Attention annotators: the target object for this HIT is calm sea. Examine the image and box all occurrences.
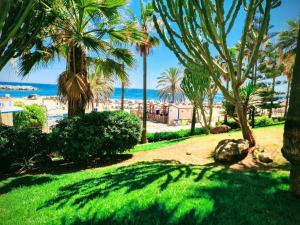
[0,82,223,102]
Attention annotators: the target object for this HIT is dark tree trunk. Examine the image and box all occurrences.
[141,53,148,143]
[282,28,300,197]
[67,44,88,117]
[268,77,276,118]
[190,106,196,136]
[121,81,125,110]
[284,79,291,118]
[233,87,256,147]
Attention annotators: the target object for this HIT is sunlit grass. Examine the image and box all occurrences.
[0,161,299,225]
[130,137,189,153]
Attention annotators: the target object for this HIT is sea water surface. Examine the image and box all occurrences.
[0,82,223,102]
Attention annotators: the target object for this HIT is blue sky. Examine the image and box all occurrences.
[0,0,299,89]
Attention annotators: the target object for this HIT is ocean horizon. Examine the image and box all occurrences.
[0,81,223,102]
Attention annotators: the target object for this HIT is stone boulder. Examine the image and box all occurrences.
[214,139,249,163]
[30,154,52,167]
[258,152,273,163]
[211,125,231,134]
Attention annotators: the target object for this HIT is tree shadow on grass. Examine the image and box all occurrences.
[0,176,55,195]
[61,201,201,225]
[37,160,300,225]
[38,160,196,210]
[194,169,300,225]
[0,154,133,180]
[48,161,300,225]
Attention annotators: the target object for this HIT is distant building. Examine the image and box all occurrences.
[168,104,194,126]
[0,98,23,126]
[131,102,195,126]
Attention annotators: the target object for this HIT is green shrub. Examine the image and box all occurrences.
[254,116,274,127]
[215,121,222,126]
[272,116,285,122]
[51,111,142,162]
[0,126,50,171]
[13,104,46,129]
[13,101,26,108]
[215,119,240,129]
[224,119,240,129]
[147,128,205,142]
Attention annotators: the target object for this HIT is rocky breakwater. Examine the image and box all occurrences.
[0,85,38,91]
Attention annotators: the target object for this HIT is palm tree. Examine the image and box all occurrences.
[88,65,114,108]
[279,52,295,117]
[19,0,141,117]
[0,0,54,70]
[120,79,129,110]
[281,27,300,197]
[136,0,160,143]
[157,67,184,103]
[277,20,300,117]
[277,20,299,56]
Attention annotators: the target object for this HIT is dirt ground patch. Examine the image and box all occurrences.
[116,125,288,170]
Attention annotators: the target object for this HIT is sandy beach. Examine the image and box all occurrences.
[1,96,227,133]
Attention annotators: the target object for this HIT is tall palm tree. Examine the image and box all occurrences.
[277,20,300,117]
[281,27,300,197]
[157,67,184,103]
[136,0,160,143]
[87,63,114,108]
[19,0,141,117]
[120,79,129,110]
[0,0,55,71]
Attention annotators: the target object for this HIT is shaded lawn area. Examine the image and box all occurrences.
[0,161,299,225]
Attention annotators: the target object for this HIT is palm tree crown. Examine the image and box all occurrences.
[19,0,141,116]
[135,0,160,56]
[157,67,184,103]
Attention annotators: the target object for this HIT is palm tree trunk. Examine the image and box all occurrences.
[141,53,147,143]
[268,77,276,118]
[282,28,300,197]
[190,106,196,135]
[284,78,291,118]
[172,86,175,103]
[67,44,88,117]
[121,81,125,110]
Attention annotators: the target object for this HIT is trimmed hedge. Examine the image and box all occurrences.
[51,111,141,162]
[0,126,50,171]
[216,116,285,129]
[254,116,274,127]
[147,128,206,142]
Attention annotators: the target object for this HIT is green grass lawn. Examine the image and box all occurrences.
[0,161,299,225]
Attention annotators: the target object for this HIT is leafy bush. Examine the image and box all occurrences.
[0,126,50,171]
[51,111,141,162]
[216,119,240,129]
[254,116,274,127]
[13,104,46,129]
[272,116,285,122]
[147,128,205,142]
[224,119,240,129]
[14,101,26,108]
